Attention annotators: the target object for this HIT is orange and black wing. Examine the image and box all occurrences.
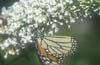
[36,36,77,65]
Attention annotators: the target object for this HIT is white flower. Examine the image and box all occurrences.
[54,20,57,23]
[51,24,56,28]
[70,18,75,23]
[65,11,69,16]
[8,50,15,55]
[54,28,59,33]
[59,15,63,19]
[66,20,69,23]
[27,15,33,19]
[1,7,8,15]
[99,12,100,15]
[48,31,53,35]
[38,19,42,23]
[69,0,73,4]
[68,25,71,28]
[0,19,3,24]
[71,6,76,10]
[4,53,8,59]
[3,42,10,48]
[50,0,56,5]
[34,24,38,28]
[47,22,50,26]
[60,22,63,25]
[66,0,73,4]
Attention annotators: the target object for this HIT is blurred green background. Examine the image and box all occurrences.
[0,0,100,65]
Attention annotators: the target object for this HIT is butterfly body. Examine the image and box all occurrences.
[36,35,77,65]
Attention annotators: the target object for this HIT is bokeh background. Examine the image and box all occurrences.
[0,0,100,65]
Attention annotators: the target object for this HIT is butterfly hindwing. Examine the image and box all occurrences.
[36,36,77,65]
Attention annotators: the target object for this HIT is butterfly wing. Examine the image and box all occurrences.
[36,36,77,65]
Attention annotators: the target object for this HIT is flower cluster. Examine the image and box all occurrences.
[0,0,99,58]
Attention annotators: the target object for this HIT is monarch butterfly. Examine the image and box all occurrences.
[35,35,77,65]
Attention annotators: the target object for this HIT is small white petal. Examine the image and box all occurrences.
[59,15,63,19]
[60,22,63,25]
[48,31,53,35]
[4,53,8,59]
[70,18,75,23]
[99,12,100,15]
[65,11,69,16]
[0,19,3,24]
[68,25,71,28]
[66,20,69,23]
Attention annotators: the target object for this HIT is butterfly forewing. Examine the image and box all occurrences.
[36,36,77,65]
